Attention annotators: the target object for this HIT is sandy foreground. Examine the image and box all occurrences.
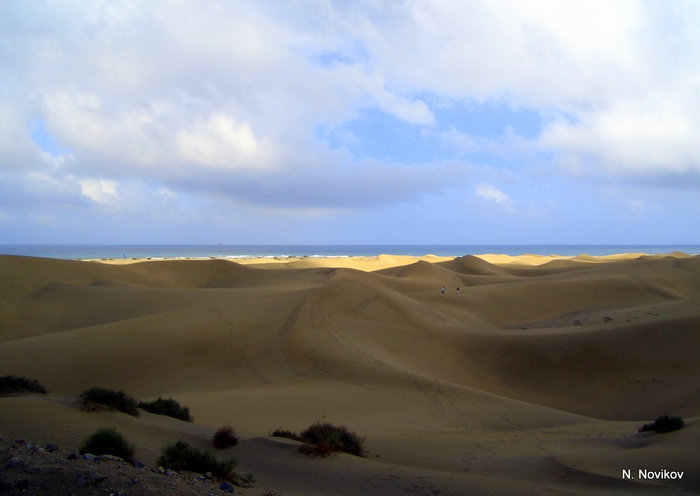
[0,252,698,495]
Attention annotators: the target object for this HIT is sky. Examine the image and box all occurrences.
[1,0,699,245]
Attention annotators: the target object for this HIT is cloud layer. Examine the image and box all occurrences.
[1,0,699,242]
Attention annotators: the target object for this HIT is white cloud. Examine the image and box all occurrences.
[12,1,698,182]
[476,184,512,207]
[349,0,646,108]
[337,1,700,180]
[41,91,169,168]
[365,73,436,125]
[379,93,434,126]
[540,97,700,177]
[80,178,119,205]
[39,152,73,171]
[176,114,270,169]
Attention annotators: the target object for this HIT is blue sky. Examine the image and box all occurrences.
[1,0,699,244]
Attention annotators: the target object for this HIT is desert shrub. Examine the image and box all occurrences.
[79,427,135,462]
[0,375,47,395]
[270,428,303,442]
[138,397,193,422]
[158,440,235,479]
[80,387,139,417]
[237,472,255,487]
[299,422,365,457]
[639,415,684,433]
[213,425,239,449]
[299,437,338,457]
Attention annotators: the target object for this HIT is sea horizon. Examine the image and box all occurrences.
[1,244,698,260]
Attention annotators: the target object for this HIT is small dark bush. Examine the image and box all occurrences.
[0,375,48,395]
[237,472,255,487]
[138,397,193,422]
[299,422,365,457]
[80,387,139,417]
[158,440,235,479]
[213,426,239,449]
[639,415,684,433]
[79,427,135,462]
[270,428,303,442]
[299,438,337,457]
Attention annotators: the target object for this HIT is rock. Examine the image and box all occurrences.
[205,471,213,479]
[93,475,108,485]
[83,453,97,460]
[132,460,145,468]
[0,436,241,496]
[45,443,59,452]
[165,470,178,476]
[98,454,123,462]
[219,481,234,493]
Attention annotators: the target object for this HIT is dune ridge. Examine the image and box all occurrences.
[1,253,698,495]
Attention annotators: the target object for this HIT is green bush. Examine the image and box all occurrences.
[0,375,47,395]
[639,415,684,433]
[213,425,239,449]
[79,427,135,462]
[80,387,139,417]
[138,397,193,422]
[158,440,235,479]
[299,422,365,457]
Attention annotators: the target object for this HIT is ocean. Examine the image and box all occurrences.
[1,244,698,260]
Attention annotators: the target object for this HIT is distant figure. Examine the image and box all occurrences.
[456,286,461,294]
[441,286,446,295]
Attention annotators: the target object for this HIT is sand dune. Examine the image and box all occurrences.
[1,253,698,495]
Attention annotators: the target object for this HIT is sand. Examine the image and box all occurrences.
[0,252,698,495]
